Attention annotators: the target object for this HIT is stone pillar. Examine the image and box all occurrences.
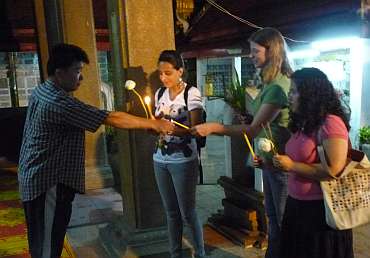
[33,0,48,81]
[100,0,178,257]
[38,0,113,189]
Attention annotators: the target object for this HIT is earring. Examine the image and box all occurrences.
[178,77,184,87]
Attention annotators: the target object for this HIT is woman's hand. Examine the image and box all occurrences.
[272,154,294,172]
[152,119,175,134]
[190,122,223,137]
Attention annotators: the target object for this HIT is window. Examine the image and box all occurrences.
[0,52,41,107]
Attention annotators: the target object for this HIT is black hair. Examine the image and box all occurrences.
[289,67,350,135]
[47,43,89,76]
[158,50,184,70]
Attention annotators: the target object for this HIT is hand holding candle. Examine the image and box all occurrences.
[144,96,155,120]
[170,119,190,130]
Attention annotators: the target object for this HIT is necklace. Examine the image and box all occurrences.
[171,81,185,94]
[177,80,185,90]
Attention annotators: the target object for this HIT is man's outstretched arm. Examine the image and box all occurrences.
[104,111,174,134]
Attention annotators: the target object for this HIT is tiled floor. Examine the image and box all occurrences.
[69,188,123,228]
[200,136,227,184]
[67,184,370,258]
[67,185,267,258]
[2,127,368,257]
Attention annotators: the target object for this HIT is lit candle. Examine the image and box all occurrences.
[170,119,190,130]
[144,96,155,119]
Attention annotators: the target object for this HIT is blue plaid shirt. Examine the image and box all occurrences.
[18,80,109,201]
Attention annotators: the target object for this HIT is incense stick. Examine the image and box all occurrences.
[261,123,277,155]
[267,123,274,142]
[266,123,278,154]
[261,123,269,139]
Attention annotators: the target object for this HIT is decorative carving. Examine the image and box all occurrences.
[175,0,194,33]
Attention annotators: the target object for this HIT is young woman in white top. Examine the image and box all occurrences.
[153,50,205,258]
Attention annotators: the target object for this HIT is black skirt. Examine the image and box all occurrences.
[280,196,354,258]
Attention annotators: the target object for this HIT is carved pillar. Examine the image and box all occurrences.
[99,1,179,257]
[37,0,113,189]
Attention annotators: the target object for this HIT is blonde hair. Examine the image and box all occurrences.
[248,27,293,83]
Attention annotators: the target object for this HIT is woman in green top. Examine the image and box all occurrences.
[191,27,292,258]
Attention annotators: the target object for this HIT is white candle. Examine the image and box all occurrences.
[144,96,155,119]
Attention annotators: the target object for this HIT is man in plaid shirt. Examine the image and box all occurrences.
[18,43,174,258]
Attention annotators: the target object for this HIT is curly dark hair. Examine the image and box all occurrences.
[289,67,350,135]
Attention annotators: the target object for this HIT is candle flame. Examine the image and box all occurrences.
[144,96,151,105]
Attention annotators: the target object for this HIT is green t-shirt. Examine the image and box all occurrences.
[251,73,291,163]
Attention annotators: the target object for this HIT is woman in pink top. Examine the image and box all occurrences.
[273,68,353,258]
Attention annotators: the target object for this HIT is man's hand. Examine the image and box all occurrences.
[151,119,175,134]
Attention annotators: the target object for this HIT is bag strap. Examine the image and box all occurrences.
[183,84,192,110]
[317,146,332,176]
[317,126,352,154]
[316,128,339,179]
[317,127,355,178]
[157,87,166,103]
[316,130,328,171]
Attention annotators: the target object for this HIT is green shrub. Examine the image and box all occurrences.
[359,126,370,145]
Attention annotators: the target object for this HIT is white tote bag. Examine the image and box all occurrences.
[317,143,370,230]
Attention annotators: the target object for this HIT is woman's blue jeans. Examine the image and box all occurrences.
[263,168,288,258]
[154,159,205,258]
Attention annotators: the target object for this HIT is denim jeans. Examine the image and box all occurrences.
[154,159,205,258]
[262,168,288,258]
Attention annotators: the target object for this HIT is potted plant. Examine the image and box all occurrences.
[359,125,370,157]
[224,68,246,114]
[224,68,255,124]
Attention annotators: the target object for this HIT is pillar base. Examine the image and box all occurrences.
[85,165,114,190]
[99,218,192,258]
[207,176,267,250]
[207,203,267,250]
